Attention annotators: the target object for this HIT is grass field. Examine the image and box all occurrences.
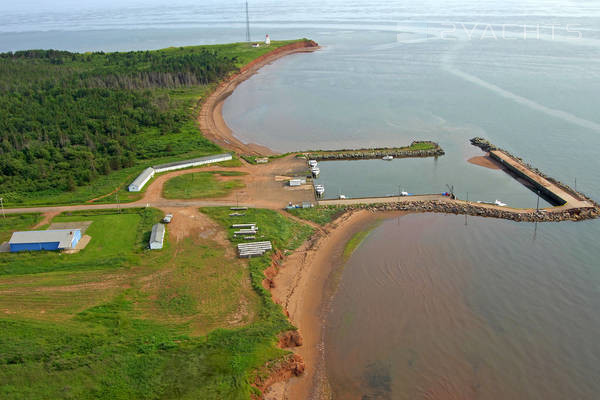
[286,206,345,225]
[0,209,159,276]
[0,206,314,399]
[162,171,247,199]
[201,207,314,251]
[0,213,42,243]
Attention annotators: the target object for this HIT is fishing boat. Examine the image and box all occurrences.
[315,184,325,196]
[311,167,320,177]
[338,194,346,199]
[477,200,508,207]
[382,155,394,161]
[308,160,318,167]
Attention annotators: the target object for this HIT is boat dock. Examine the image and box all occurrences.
[319,194,448,206]
[316,139,599,222]
[488,149,591,209]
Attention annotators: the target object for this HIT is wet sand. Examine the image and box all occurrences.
[268,210,405,399]
[467,155,501,170]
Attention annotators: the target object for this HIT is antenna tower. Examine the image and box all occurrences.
[245,2,251,42]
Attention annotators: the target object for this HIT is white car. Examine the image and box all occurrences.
[162,214,173,223]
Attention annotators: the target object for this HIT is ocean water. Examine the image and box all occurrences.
[2,1,600,398]
[326,214,600,399]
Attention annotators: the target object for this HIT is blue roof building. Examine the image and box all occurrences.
[9,229,82,252]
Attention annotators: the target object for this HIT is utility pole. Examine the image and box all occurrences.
[465,192,468,226]
[245,1,251,42]
[0,197,5,219]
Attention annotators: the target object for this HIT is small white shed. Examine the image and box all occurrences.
[149,224,165,250]
[289,179,306,187]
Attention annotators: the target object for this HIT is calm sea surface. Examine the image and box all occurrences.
[2,1,599,398]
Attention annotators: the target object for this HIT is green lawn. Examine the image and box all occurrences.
[0,208,161,276]
[286,206,346,225]
[162,171,246,199]
[0,213,42,243]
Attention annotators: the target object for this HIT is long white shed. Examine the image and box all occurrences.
[153,153,232,173]
[128,167,155,192]
[128,154,233,192]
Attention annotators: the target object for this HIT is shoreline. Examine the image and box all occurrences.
[198,40,319,156]
[268,210,404,399]
[467,155,501,170]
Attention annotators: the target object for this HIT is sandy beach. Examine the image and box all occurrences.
[198,40,319,156]
[262,210,404,399]
[467,155,501,170]
[267,209,374,399]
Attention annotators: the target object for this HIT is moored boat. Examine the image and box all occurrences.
[315,184,325,196]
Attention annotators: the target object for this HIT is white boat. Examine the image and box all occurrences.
[308,160,318,167]
[401,191,409,196]
[338,194,346,199]
[382,155,394,161]
[311,167,320,177]
[477,200,507,207]
[315,184,325,196]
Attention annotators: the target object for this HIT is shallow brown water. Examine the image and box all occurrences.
[325,214,600,400]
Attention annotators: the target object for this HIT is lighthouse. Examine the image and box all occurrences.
[265,34,271,45]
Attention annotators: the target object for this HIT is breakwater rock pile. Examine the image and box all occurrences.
[470,137,498,152]
[344,200,600,222]
[305,141,444,161]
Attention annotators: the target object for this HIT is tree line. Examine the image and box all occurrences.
[0,47,238,197]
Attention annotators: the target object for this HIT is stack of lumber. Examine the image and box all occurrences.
[233,223,258,237]
[237,241,272,258]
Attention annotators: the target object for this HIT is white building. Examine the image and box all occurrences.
[128,167,155,192]
[152,153,232,173]
[128,153,233,192]
[149,224,165,250]
[289,178,306,187]
[265,34,271,45]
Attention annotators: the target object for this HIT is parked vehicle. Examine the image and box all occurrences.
[162,214,173,223]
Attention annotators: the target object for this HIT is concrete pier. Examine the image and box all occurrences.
[488,150,592,209]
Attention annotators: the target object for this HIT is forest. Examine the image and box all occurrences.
[0,47,239,202]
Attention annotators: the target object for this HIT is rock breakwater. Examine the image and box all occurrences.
[344,200,600,222]
[305,141,444,161]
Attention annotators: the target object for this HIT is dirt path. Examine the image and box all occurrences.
[31,211,60,229]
